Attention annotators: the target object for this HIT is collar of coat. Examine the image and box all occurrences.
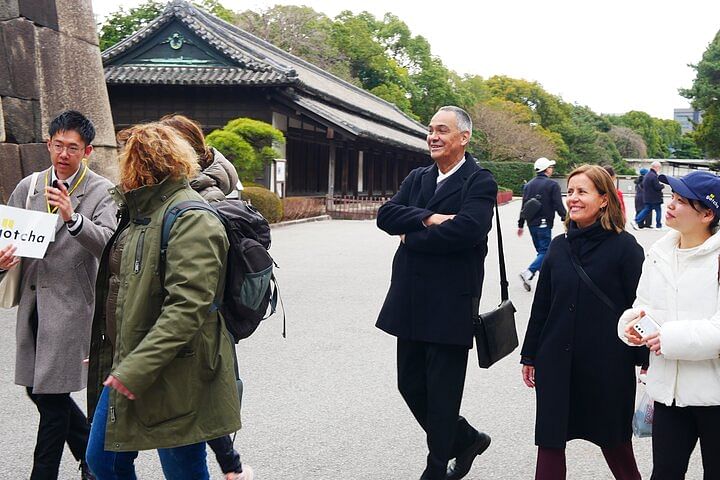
[419,152,480,210]
[649,227,720,264]
[110,176,190,220]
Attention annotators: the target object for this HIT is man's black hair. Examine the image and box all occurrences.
[48,110,95,146]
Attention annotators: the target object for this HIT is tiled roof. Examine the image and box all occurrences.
[102,0,428,152]
[289,93,428,153]
[105,65,288,85]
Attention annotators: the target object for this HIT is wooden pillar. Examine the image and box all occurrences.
[368,152,375,196]
[380,153,388,196]
[341,148,350,196]
[393,153,400,192]
[326,143,336,208]
[358,150,364,193]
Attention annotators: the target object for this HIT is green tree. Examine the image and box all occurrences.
[98,0,164,51]
[681,30,720,157]
[234,5,353,82]
[206,118,285,182]
[672,133,704,159]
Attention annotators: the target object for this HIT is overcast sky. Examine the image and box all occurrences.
[92,0,720,120]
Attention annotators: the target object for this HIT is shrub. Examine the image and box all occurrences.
[482,161,535,195]
[206,117,285,183]
[243,186,283,224]
[282,196,326,221]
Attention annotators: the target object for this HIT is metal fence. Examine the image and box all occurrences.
[325,195,391,220]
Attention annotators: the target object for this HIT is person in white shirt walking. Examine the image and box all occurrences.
[619,170,720,480]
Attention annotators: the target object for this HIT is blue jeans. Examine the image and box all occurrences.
[86,387,209,480]
[528,225,552,273]
[635,202,663,228]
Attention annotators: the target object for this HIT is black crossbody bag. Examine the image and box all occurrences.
[463,172,519,368]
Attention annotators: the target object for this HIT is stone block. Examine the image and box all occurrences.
[37,28,115,150]
[18,0,57,30]
[0,0,20,20]
[0,143,23,203]
[87,145,119,184]
[19,142,50,177]
[0,97,4,142]
[56,0,98,46]
[2,96,41,143]
[1,17,39,99]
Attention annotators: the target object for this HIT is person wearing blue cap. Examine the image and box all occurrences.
[619,170,720,479]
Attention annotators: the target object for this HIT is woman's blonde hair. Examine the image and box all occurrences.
[564,164,626,234]
[117,123,199,191]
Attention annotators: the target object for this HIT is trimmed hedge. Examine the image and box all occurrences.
[482,161,535,195]
[242,186,283,224]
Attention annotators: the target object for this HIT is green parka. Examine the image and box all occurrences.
[87,177,241,452]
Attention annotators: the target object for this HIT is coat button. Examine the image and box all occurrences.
[569,304,575,312]
[30,285,36,291]
[565,345,571,351]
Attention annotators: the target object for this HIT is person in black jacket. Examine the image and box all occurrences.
[633,161,665,229]
[520,165,648,480]
[517,158,567,292]
[376,106,497,480]
[633,168,652,229]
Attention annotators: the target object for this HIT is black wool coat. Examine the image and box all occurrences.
[520,222,648,448]
[642,169,665,204]
[376,154,497,347]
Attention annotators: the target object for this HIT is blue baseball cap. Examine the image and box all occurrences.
[659,171,720,216]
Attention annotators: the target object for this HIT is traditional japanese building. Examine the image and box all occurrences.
[102,0,430,197]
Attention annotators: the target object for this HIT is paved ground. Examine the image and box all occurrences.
[0,198,704,479]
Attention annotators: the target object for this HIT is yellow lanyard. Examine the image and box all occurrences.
[45,162,88,214]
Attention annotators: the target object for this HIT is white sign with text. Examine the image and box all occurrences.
[0,205,58,259]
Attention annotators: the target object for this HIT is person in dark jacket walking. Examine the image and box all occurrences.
[376,106,497,480]
[159,114,252,480]
[517,157,567,292]
[633,161,664,229]
[521,165,648,480]
[634,168,652,229]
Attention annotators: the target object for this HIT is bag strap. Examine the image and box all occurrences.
[461,169,508,302]
[494,201,509,301]
[26,172,40,209]
[564,237,618,312]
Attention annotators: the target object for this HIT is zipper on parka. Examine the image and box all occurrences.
[133,230,146,274]
[109,406,116,423]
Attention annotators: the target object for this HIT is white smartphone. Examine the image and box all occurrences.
[633,313,661,338]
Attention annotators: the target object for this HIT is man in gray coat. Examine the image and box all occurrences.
[0,111,116,479]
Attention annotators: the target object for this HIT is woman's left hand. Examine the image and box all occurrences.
[643,332,662,355]
[104,375,136,400]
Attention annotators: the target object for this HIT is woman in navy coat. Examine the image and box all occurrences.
[521,165,648,480]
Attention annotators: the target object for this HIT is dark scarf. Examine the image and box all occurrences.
[566,220,615,258]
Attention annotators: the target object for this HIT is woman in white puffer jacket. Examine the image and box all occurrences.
[618,170,720,480]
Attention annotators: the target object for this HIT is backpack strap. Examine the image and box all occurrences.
[160,200,224,263]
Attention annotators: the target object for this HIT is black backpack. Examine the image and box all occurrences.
[520,194,542,221]
[160,199,283,342]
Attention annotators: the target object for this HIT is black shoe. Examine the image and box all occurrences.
[80,461,96,480]
[445,431,491,480]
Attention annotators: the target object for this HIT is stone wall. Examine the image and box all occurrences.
[0,0,117,203]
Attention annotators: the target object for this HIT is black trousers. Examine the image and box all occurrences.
[397,338,476,479]
[26,305,89,479]
[651,402,720,480]
[25,388,90,480]
[207,435,242,474]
